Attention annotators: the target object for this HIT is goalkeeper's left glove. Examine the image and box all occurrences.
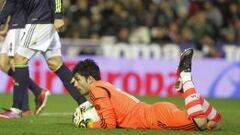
[72,107,83,127]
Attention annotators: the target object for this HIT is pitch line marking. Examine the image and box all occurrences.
[39,112,72,116]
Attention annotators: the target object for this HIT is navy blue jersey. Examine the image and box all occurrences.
[0,0,26,29]
[10,2,27,29]
[0,0,16,25]
[21,0,63,24]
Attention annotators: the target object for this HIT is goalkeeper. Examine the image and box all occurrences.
[72,49,222,130]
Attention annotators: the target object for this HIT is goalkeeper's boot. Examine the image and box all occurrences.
[175,48,194,92]
[34,89,50,115]
[0,108,22,119]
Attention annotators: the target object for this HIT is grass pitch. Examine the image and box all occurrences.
[0,93,240,135]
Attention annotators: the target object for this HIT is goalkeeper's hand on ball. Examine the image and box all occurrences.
[72,101,99,128]
[72,107,92,128]
[77,119,92,128]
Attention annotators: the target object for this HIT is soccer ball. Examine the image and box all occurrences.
[81,105,100,121]
[72,104,100,127]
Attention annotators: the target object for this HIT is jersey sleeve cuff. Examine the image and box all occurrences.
[54,13,63,19]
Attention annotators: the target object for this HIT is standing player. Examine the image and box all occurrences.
[72,49,222,130]
[0,0,89,119]
[0,0,49,117]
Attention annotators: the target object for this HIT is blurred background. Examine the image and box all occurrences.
[59,0,240,59]
[0,0,240,98]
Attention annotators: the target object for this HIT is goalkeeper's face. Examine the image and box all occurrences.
[73,73,92,95]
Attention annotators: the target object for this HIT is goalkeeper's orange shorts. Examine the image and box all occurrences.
[148,102,198,130]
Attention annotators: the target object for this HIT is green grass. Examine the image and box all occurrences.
[0,94,240,135]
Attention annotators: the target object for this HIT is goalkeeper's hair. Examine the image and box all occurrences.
[73,59,101,81]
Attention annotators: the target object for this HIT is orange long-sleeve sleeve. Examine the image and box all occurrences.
[89,87,117,128]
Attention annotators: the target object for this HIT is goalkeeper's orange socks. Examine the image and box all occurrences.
[180,71,222,123]
[199,96,222,123]
[180,72,205,118]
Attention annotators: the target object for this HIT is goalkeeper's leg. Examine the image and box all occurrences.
[199,96,222,130]
[177,48,222,130]
[177,49,207,129]
[150,102,199,130]
[180,72,222,130]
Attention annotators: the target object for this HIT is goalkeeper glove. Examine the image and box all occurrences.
[72,106,94,128]
[73,114,92,128]
[72,107,83,127]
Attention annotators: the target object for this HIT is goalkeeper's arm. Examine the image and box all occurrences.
[89,97,117,128]
[73,97,117,128]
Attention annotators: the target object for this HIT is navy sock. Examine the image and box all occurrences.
[55,64,86,105]
[21,90,29,112]
[8,68,41,97]
[12,66,30,110]
[8,68,29,111]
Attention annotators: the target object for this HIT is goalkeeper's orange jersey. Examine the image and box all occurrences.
[89,80,198,130]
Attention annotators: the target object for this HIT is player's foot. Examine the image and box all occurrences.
[175,48,194,92]
[23,110,32,116]
[34,90,50,115]
[2,107,32,117]
[0,108,22,119]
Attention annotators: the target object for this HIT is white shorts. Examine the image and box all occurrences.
[16,24,62,60]
[0,29,22,56]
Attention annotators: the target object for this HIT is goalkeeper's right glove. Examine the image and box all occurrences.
[72,107,94,128]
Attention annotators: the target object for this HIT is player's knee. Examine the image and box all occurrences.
[0,55,10,73]
[0,61,9,73]
[14,53,28,65]
[47,56,63,71]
